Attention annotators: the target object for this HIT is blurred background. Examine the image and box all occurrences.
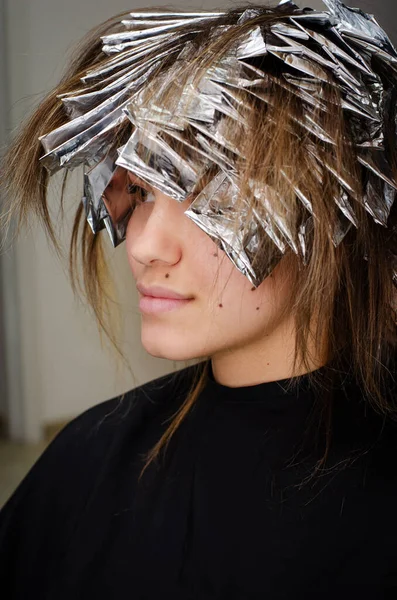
[0,0,396,506]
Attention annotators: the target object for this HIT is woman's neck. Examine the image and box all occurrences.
[211,317,328,388]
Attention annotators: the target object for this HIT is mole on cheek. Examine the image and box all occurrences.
[256,307,260,310]
[218,303,223,308]
[165,273,170,278]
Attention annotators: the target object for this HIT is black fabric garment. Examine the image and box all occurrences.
[1,361,397,599]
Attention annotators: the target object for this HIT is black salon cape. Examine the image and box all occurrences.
[1,362,397,599]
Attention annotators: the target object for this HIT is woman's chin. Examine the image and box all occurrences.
[141,331,206,361]
[140,335,197,362]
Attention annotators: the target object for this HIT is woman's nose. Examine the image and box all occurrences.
[125,194,183,268]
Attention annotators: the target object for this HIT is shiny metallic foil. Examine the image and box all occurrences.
[39,1,397,286]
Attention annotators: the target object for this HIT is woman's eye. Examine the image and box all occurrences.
[126,184,148,203]
[126,183,156,207]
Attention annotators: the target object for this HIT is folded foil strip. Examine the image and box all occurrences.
[323,0,397,54]
[101,11,224,54]
[116,127,201,201]
[39,0,397,287]
[61,53,172,119]
[185,172,284,285]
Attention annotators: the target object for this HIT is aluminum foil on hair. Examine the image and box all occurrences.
[185,172,284,284]
[83,153,117,238]
[38,1,397,287]
[116,124,205,201]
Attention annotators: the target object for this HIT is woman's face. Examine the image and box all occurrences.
[105,167,294,365]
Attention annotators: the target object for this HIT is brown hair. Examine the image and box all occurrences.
[1,4,397,484]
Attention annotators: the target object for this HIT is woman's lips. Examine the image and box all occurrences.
[139,295,193,314]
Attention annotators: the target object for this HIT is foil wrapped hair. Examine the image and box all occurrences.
[39,0,397,286]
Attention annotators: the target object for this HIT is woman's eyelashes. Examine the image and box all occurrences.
[126,183,155,205]
[126,183,146,201]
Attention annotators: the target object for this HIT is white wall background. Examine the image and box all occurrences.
[2,0,372,441]
[0,0,9,422]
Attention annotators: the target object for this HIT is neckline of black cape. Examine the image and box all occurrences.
[204,359,335,405]
[201,356,397,411]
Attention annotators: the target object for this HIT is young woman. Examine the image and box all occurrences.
[1,1,397,597]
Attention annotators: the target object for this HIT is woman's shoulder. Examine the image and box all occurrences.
[7,362,199,496]
[0,363,201,593]
[0,363,201,583]
[0,362,199,528]
[56,361,199,446]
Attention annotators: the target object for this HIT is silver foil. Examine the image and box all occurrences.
[39,1,397,286]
